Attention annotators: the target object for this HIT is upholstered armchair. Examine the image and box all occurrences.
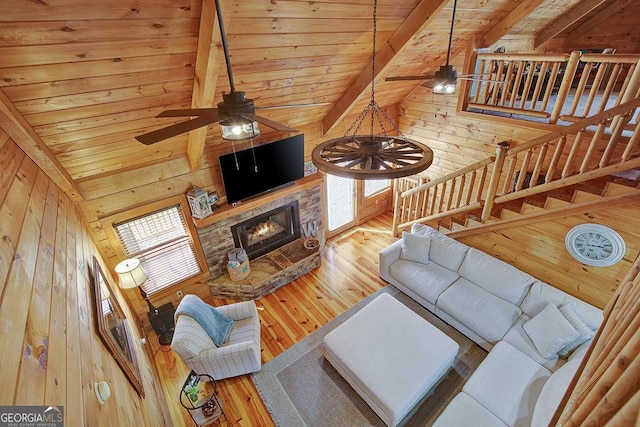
[171,296,261,380]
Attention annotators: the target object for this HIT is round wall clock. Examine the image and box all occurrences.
[565,224,626,267]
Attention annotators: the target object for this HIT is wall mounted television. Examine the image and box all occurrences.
[219,134,305,204]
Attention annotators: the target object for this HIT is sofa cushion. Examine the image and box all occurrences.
[437,278,522,344]
[503,316,566,372]
[523,303,580,359]
[400,231,431,264]
[389,260,460,306]
[531,357,581,427]
[459,248,534,305]
[521,281,602,331]
[433,393,508,427]
[463,341,551,427]
[557,304,595,358]
[410,223,470,271]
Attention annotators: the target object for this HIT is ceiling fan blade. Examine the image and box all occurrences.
[385,73,436,82]
[156,108,219,118]
[242,113,297,132]
[135,114,220,145]
[256,102,332,110]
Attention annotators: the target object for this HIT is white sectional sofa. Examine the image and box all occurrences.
[378,224,603,427]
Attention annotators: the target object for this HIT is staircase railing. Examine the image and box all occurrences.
[467,52,640,125]
[392,96,640,236]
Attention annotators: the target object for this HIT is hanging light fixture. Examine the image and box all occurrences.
[311,0,433,180]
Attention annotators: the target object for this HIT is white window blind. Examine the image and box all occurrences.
[114,205,201,296]
[326,174,354,231]
[364,179,390,197]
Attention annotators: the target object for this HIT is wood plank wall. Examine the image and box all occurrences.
[0,132,172,426]
[397,52,639,309]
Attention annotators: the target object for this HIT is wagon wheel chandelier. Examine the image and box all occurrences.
[311,0,433,180]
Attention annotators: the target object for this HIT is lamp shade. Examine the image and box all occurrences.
[221,120,260,140]
[115,258,148,289]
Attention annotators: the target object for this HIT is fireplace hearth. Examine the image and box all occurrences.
[231,201,301,260]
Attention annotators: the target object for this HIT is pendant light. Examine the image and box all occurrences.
[311,0,433,180]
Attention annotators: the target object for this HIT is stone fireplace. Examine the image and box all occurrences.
[230,201,301,260]
[194,177,324,299]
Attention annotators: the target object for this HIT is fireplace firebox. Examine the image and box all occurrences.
[231,201,301,260]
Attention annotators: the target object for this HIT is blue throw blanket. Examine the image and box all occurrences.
[176,295,234,346]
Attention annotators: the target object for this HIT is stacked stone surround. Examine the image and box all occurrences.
[196,184,323,281]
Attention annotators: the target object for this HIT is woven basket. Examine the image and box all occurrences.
[227,259,250,281]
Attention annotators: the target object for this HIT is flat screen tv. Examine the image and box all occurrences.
[219,134,305,204]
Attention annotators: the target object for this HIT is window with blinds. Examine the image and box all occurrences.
[114,205,201,296]
[364,179,390,197]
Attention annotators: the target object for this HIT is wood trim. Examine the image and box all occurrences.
[0,89,83,202]
[534,0,609,49]
[482,0,546,48]
[565,0,634,43]
[321,0,449,135]
[192,173,324,227]
[186,0,230,170]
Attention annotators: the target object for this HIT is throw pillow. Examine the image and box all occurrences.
[399,231,431,264]
[523,303,580,359]
[557,304,595,358]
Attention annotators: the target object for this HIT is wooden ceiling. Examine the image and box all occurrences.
[0,0,636,202]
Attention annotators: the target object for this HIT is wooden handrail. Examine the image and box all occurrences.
[400,157,495,197]
[510,96,640,155]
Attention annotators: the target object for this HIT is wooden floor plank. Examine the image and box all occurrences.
[153,211,397,426]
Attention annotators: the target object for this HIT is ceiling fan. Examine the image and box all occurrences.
[135,0,327,145]
[385,0,499,94]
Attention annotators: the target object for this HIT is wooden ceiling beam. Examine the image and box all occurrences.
[187,0,230,170]
[0,89,83,202]
[482,0,546,48]
[565,0,633,44]
[534,0,609,49]
[321,0,449,136]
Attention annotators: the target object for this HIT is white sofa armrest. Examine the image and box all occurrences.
[379,239,403,281]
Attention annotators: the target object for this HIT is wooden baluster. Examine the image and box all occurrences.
[580,123,606,173]
[545,135,566,183]
[455,174,465,209]
[481,142,510,221]
[530,143,548,188]
[540,61,560,111]
[597,63,622,113]
[529,61,549,111]
[621,123,640,161]
[499,61,516,107]
[501,156,517,194]
[518,60,536,110]
[562,130,584,178]
[601,109,635,167]
[515,149,532,191]
[509,61,525,107]
[465,171,476,205]
[551,51,581,124]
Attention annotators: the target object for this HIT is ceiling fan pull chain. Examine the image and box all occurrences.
[250,138,259,173]
[231,140,240,170]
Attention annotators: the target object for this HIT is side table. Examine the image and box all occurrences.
[180,370,224,426]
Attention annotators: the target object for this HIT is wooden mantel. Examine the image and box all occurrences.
[191,173,324,228]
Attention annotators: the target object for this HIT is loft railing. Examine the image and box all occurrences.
[466,52,640,125]
[392,96,640,236]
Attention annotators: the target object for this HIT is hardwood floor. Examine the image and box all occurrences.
[153,212,398,426]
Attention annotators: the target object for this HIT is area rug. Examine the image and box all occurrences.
[251,286,487,426]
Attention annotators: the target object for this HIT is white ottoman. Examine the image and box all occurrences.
[323,293,459,427]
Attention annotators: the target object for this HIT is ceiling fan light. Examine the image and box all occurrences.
[221,121,260,141]
[433,81,456,94]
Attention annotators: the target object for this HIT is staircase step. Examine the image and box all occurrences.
[544,197,573,209]
[571,190,605,203]
[602,181,640,196]
[520,203,546,215]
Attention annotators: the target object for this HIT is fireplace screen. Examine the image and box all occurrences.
[231,201,301,260]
